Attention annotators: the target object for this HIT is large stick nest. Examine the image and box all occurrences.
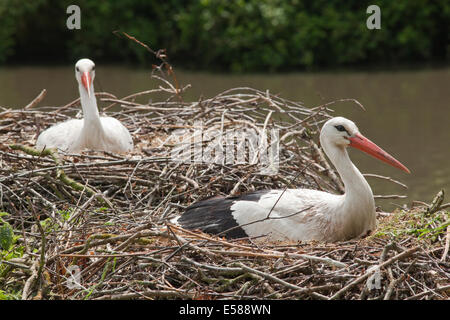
[0,44,448,300]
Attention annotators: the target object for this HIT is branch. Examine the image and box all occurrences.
[9,144,101,202]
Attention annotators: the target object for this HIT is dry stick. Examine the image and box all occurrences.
[1,157,171,182]
[28,188,60,225]
[207,249,293,259]
[312,98,366,112]
[292,106,329,129]
[166,225,217,258]
[139,254,203,289]
[47,230,167,263]
[329,246,420,300]
[28,198,47,282]
[441,225,450,262]
[9,144,102,203]
[229,172,252,196]
[169,224,346,267]
[238,262,305,291]
[181,256,243,276]
[380,241,398,262]
[103,88,166,110]
[80,230,155,287]
[94,289,195,300]
[169,223,266,252]
[67,194,97,224]
[383,258,418,300]
[427,189,445,215]
[251,110,272,164]
[0,150,54,164]
[405,268,446,300]
[21,260,40,300]
[99,98,186,111]
[405,284,450,300]
[177,174,200,189]
[363,173,408,189]
[282,284,341,299]
[24,89,47,110]
[122,158,142,194]
[212,248,347,268]
[373,194,407,199]
[116,31,182,102]
[237,262,328,299]
[0,259,30,270]
[21,197,47,300]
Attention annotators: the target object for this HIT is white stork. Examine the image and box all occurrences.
[173,117,410,242]
[36,58,133,153]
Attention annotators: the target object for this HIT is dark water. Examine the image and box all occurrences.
[0,65,449,208]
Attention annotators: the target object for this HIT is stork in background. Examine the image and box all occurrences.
[36,58,133,153]
[173,117,410,242]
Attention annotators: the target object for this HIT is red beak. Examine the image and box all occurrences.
[81,72,91,97]
[348,133,410,174]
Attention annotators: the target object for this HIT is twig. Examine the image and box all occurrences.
[363,173,408,189]
[383,258,417,300]
[330,246,420,300]
[9,144,100,201]
[441,225,450,262]
[24,89,47,110]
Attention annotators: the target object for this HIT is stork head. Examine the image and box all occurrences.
[320,117,359,148]
[75,58,95,97]
[320,117,410,173]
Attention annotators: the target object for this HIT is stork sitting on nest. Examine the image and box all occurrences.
[173,117,410,242]
[36,58,133,153]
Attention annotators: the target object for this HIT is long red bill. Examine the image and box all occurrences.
[81,72,91,97]
[348,133,410,173]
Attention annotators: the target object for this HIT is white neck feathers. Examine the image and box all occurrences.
[78,82,101,126]
[321,139,376,239]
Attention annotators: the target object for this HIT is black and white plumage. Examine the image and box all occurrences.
[173,117,410,242]
[175,191,270,239]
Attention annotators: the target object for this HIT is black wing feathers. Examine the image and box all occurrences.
[178,190,270,239]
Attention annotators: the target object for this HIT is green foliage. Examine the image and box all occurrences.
[0,0,57,63]
[0,212,9,224]
[375,208,449,243]
[58,209,73,221]
[0,222,14,251]
[0,289,21,300]
[0,218,24,284]
[0,0,448,71]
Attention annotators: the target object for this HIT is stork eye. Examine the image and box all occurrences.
[76,66,80,72]
[92,65,95,71]
[334,125,346,132]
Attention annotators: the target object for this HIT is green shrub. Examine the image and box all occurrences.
[0,0,448,71]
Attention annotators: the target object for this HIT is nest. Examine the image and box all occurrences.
[0,41,448,300]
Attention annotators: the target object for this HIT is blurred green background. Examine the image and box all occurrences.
[1,0,448,72]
